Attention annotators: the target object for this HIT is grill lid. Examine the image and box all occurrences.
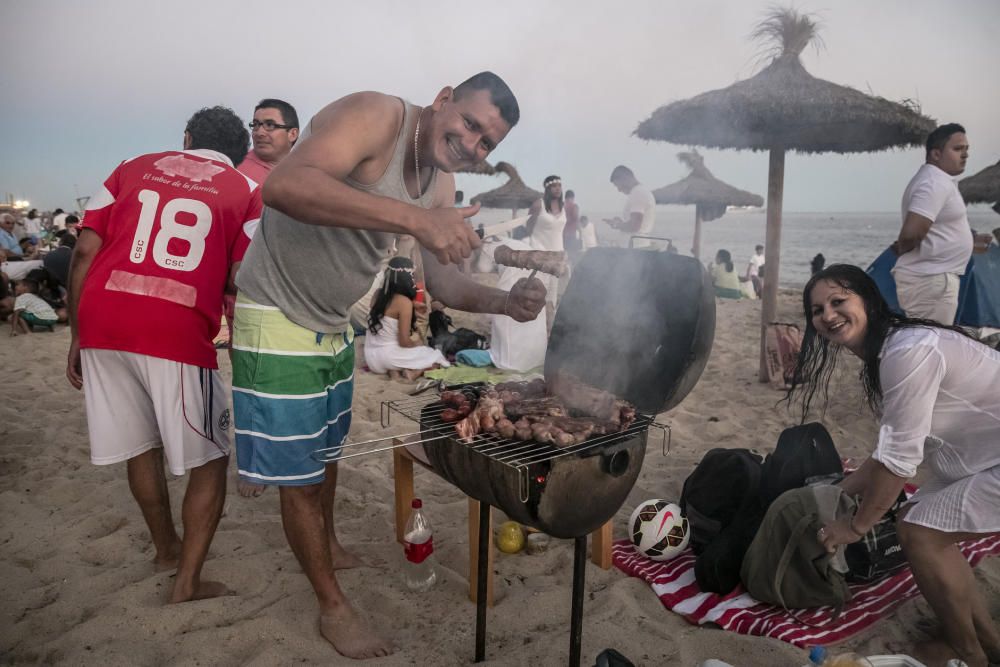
[544,248,715,415]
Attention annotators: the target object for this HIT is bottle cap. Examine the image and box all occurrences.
[411,499,423,509]
[808,647,826,665]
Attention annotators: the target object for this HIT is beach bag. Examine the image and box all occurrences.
[680,448,766,594]
[760,423,843,506]
[844,488,909,583]
[764,322,803,389]
[741,485,854,610]
[680,448,764,554]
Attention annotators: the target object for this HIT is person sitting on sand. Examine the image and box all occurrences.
[10,278,58,335]
[709,249,741,299]
[790,264,1000,667]
[364,256,450,381]
[67,105,261,604]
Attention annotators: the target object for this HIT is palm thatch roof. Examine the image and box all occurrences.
[635,12,934,152]
[652,150,763,221]
[469,162,542,210]
[959,161,1000,207]
[458,160,496,176]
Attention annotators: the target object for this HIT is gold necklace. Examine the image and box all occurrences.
[413,107,423,198]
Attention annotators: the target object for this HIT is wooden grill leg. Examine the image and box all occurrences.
[590,520,612,569]
[392,443,414,545]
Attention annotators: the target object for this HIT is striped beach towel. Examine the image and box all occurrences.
[612,535,1000,647]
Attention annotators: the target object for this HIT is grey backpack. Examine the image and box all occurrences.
[740,485,855,611]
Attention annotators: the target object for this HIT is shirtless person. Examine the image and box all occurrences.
[232,72,545,659]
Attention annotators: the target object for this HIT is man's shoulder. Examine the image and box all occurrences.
[314,91,403,132]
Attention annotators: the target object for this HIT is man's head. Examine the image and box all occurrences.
[0,213,15,233]
[184,106,250,167]
[53,208,64,216]
[65,214,79,233]
[925,123,968,176]
[565,190,575,201]
[250,98,299,164]
[58,231,77,249]
[610,165,638,194]
[425,72,519,173]
[756,244,764,255]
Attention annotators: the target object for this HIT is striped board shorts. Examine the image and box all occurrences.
[232,295,355,486]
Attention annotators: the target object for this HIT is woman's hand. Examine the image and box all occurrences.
[817,518,863,554]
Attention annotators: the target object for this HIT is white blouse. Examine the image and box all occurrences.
[872,326,1000,482]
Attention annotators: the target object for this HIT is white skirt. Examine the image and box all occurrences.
[904,464,1000,533]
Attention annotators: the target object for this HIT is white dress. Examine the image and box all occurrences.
[528,202,566,307]
[871,327,1000,533]
[363,316,450,374]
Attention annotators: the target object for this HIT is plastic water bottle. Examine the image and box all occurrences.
[403,498,437,591]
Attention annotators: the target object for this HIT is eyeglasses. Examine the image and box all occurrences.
[249,120,293,132]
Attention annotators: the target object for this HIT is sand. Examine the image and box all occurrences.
[2,289,998,666]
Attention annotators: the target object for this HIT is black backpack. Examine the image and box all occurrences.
[680,448,764,555]
[760,422,843,506]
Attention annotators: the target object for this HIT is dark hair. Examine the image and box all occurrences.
[20,278,40,294]
[610,165,634,182]
[925,123,966,158]
[54,208,64,215]
[543,175,563,214]
[453,72,520,127]
[786,264,974,420]
[810,253,826,274]
[454,190,464,205]
[65,214,79,225]
[715,249,734,273]
[755,244,764,253]
[368,256,418,336]
[28,209,38,218]
[59,232,77,248]
[565,190,575,199]
[185,106,250,167]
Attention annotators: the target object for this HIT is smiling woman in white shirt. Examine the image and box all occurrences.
[787,263,1000,667]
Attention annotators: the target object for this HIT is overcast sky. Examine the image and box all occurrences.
[3,0,998,213]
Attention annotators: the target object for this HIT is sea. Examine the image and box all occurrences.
[471,207,999,289]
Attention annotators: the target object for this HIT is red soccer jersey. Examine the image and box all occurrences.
[79,149,262,368]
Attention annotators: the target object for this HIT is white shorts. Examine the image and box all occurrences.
[82,349,231,475]
[891,268,960,324]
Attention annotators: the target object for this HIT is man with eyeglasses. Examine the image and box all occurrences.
[231,71,546,659]
[239,98,299,186]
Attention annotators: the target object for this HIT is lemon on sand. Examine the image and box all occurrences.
[497,521,525,553]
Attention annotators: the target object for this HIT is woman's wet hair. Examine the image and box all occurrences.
[785,264,973,420]
[368,256,418,336]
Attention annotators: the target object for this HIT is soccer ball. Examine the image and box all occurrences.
[629,499,690,561]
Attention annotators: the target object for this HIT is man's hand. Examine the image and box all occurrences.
[603,217,623,230]
[67,338,83,389]
[413,203,483,265]
[504,276,547,322]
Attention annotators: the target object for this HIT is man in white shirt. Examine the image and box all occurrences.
[892,124,972,324]
[51,208,68,232]
[604,165,656,249]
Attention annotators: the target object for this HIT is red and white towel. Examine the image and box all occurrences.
[612,536,1000,648]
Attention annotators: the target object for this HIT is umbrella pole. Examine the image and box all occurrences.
[759,147,785,382]
[693,205,703,261]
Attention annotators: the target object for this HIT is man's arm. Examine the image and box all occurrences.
[524,198,543,237]
[620,211,644,234]
[66,229,103,389]
[894,211,933,255]
[263,92,480,266]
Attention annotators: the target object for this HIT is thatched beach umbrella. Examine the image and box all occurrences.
[635,7,935,381]
[459,160,497,176]
[470,161,543,216]
[652,150,764,260]
[959,161,1000,214]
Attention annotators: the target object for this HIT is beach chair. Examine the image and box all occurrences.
[391,437,614,607]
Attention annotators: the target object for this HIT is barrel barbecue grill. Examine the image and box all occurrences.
[317,249,716,665]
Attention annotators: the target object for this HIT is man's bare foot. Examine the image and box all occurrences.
[237,480,267,498]
[169,580,234,604]
[153,542,182,572]
[320,605,394,659]
[329,540,364,570]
